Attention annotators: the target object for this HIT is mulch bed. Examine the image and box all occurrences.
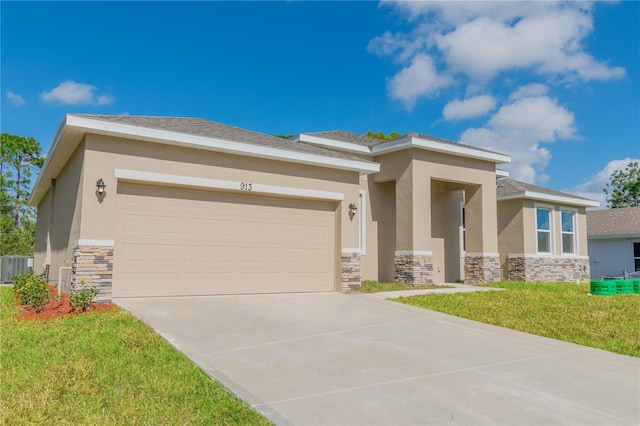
[17,285,115,320]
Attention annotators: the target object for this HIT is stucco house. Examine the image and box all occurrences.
[29,114,598,301]
[587,207,640,278]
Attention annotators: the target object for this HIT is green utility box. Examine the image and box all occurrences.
[616,280,634,295]
[590,280,616,296]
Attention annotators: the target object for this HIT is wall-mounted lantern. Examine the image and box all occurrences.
[348,203,358,215]
[96,178,106,197]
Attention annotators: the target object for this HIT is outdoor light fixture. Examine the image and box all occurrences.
[96,178,106,195]
[349,203,358,215]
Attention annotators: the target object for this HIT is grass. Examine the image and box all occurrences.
[0,288,270,425]
[395,281,640,358]
[349,280,450,293]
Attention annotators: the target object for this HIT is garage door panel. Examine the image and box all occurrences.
[114,183,336,297]
[123,214,183,234]
[120,273,182,296]
[185,246,239,263]
[122,243,183,262]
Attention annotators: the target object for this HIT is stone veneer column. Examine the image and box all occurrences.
[465,254,501,285]
[507,255,590,282]
[341,252,361,291]
[72,243,114,302]
[394,252,433,285]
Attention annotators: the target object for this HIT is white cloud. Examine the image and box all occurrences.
[7,91,25,106]
[41,81,114,105]
[373,1,625,105]
[387,54,453,109]
[443,95,496,121]
[509,83,549,100]
[569,158,640,208]
[460,87,575,184]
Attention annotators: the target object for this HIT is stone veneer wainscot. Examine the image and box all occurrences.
[507,255,590,282]
[394,252,433,285]
[465,254,501,285]
[72,243,113,302]
[341,252,361,290]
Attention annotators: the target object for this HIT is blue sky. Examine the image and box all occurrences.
[2,1,638,206]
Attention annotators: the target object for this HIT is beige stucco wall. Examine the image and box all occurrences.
[78,134,362,250]
[360,177,396,282]
[33,143,85,284]
[497,199,525,276]
[33,189,51,272]
[363,148,499,283]
[520,201,589,256]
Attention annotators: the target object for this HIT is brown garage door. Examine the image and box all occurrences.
[112,182,337,297]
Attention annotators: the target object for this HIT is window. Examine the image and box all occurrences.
[634,243,640,272]
[536,207,552,253]
[561,210,575,254]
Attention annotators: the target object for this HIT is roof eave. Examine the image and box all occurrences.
[497,190,600,207]
[372,137,511,164]
[293,133,373,155]
[29,116,380,206]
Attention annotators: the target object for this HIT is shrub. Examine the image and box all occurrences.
[70,282,99,313]
[12,273,50,311]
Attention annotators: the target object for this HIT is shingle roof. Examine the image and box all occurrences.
[403,132,506,156]
[302,131,383,147]
[71,114,375,164]
[304,130,506,156]
[496,178,595,202]
[587,207,640,237]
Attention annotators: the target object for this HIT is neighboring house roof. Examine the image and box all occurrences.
[29,114,380,206]
[496,178,599,207]
[587,207,640,238]
[292,130,511,164]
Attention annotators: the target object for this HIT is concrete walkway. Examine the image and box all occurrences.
[116,291,639,426]
[366,282,505,299]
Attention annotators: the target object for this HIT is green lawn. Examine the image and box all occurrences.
[349,280,449,293]
[0,288,270,425]
[395,281,640,358]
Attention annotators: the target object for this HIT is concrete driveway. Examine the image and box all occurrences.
[116,292,640,425]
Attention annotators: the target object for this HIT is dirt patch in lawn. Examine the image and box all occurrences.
[17,285,115,320]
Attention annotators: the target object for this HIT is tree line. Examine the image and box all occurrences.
[1,133,44,256]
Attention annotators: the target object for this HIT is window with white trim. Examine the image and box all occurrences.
[536,207,552,253]
[634,243,640,272]
[561,210,576,254]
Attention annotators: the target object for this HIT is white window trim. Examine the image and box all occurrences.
[359,190,367,255]
[560,207,578,255]
[535,203,555,254]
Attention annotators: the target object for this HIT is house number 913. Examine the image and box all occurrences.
[240,183,253,191]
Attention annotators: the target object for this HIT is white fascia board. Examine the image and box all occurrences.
[114,169,345,201]
[498,191,600,207]
[496,169,510,177]
[587,234,640,240]
[295,134,372,155]
[66,115,379,174]
[372,137,511,164]
[28,117,69,206]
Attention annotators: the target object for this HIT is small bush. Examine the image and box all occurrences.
[12,273,50,311]
[70,282,99,313]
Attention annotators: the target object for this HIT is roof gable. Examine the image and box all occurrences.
[497,178,599,207]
